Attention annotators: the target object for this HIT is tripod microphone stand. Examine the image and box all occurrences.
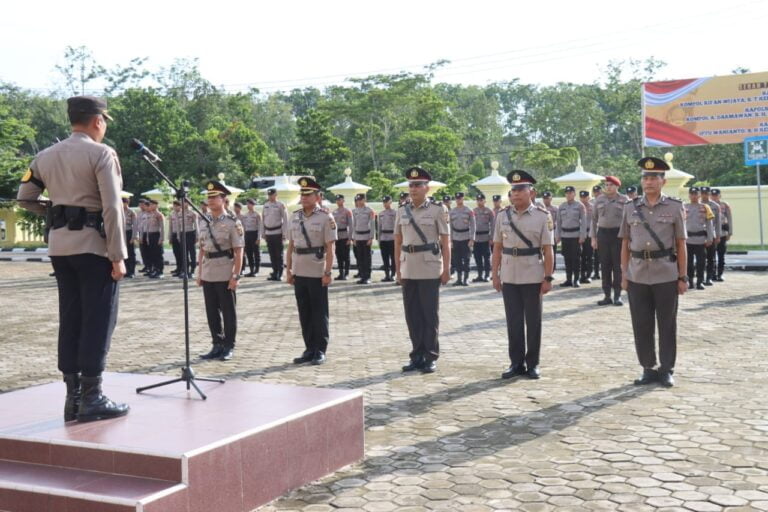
[133,154,224,400]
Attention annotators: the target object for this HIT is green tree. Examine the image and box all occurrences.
[290,109,350,185]
[0,96,35,197]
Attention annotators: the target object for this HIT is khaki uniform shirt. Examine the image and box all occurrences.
[145,211,165,240]
[545,204,558,235]
[124,206,137,234]
[449,205,476,242]
[702,199,722,238]
[473,206,494,243]
[332,207,353,240]
[556,201,587,239]
[581,201,594,238]
[199,212,245,282]
[137,210,148,238]
[593,193,630,232]
[181,210,198,233]
[289,206,337,278]
[395,201,449,280]
[684,202,714,245]
[491,207,503,237]
[352,206,375,241]
[619,195,686,285]
[242,210,261,233]
[17,132,126,261]
[378,208,397,242]
[493,204,554,284]
[169,210,181,239]
[715,200,733,236]
[262,200,288,237]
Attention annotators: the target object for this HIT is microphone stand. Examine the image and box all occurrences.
[133,154,224,400]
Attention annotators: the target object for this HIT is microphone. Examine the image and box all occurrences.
[130,139,162,163]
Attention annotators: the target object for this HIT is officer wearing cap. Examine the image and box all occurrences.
[396,166,451,373]
[591,185,602,279]
[556,186,586,287]
[398,191,410,207]
[145,199,165,279]
[449,191,475,286]
[352,193,375,284]
[137,199,151,274]
[286,177,337,365]
[684,187,714,290]
[442,195,452,211]
[541,192,559,273]
[169,200,184,276]
[197,181,245,361]
[578,190,594,283]
[472,193,494,282]
[492,170,554,380]
[626,186,638,200]
[233,202,247,275]
[593,176,628,305]
[620,157,687,388]
[699,186,722,286]
[241,198,261,277]
[17,95,129,422]
[181,200,198,278]
[263,188,288,281]
[710,188,732,281]
[332,194,353,280]
[378,195,397,282]
[491,194,503,233]
[122,197,137,278]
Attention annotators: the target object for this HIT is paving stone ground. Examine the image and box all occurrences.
[1,262,767,512]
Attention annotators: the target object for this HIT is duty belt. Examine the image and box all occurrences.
[264,224,281,230]
[403,243,440,254]
[356,230,370,234]
[337,228,347,231]
[381,229,394,234]
[207,249,233,259]
[452,227,469,232]
[687,230,707,237]
[561,227,579,232]
[502,247,541,256]
[476,230,489,235]
[295,247,325,255]
[630,248,674,260]
[598,226,620,232]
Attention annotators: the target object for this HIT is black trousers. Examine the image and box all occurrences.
[139,236,150,270]
[686,243,706,283]
[244,231,260,273]
[294,276,329,354]
[716,238,727,277]
[51,254,119,377]
[402,278,440,363]
[473,241,491,276]
[202,281,237,348]
[580,237,593,279]
[705,243,717,280]
[335,239,350,275]
[184,231,197,273]
[265,234,283,276]
[355,240,372,278]
[597,228,621,296]
[561,237,581,281]
[593,248,600,276]
[125,230,136,276]
[452,240,471,274]
[171,233,182,271]
[380,240,395,275]
[502,283,542,369]
[147,232,164,273]
[627,280,678,372]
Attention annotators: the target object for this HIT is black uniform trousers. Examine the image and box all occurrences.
[147,232,164,273]
[184,231,197,274]
[402,278,440,363]
[171,233,182,272]
[244,231,260,273]
[597,227,621,296]
[593,248,600,276]
[51,254,119,377]
[580,236,593,279]
[686,243,706,284]
[627,280,678,372]
[265,234,283,276]
[560,237,581,281]
[335,238,351,275]
[125,229,136,276]
[202,280,237,349]
[380,240,395,276]
[502,283,542,369]
[293,276,329,354]
[355,240,372,279]
[452,240,471,274]
[472,241,491,276]
[716,236,728,277]
[139,235,150,271]
[705,243,717,281]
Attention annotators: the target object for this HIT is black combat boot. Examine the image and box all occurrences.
[63,373,81,422]
[77,376,129,423]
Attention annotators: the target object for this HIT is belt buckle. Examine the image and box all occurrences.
[408,245,415,254]
[511,247,518,257]
[643,249,651,261]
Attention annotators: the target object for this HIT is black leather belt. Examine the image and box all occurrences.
[381,229,394,234]
[295,247,325,255]
[722,223,730,230]
[503,247,541,256]
[337,228,347,231]
[452,227,469,232]
[561,227,579,232]
[631,248,674,260]
[598,226,620,232]
[403,243,439,254]
[264,224,281,230]
[245,230,259,234]
[207,250,233,259]
[476,231,489,235]
[356,230,370,234]
[687,230,707,237]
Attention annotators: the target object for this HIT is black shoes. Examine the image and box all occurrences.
[572,280,580,288]
[597,296,613,306]
[696,282,705,290]
[402,359,424,372]
[335,274,344,280]
[452,279,463,286]
[658,371,675,388]
[356,278,371,284]
[580,276,591,284]
[560,280,573,287]
[613,294,624,306]
[148,272,164,279]
[704,279,714,286]
[421,361,437,373]
[200,344,223,360]
[501,364,527,379]
[77,376,129,423]
[311,351,326,365]
[472,275,484,283]
[634,368,658,385]
[527,366,541,379]
[219,347,234,361]
[714,275,724,282]
[293,351,314,364]
[63,374,81,422]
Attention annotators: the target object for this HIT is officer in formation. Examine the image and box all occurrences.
[143,199,165,278]
[197,181,244,362]
[398,191,410,207]
[17,95,129,422]
[241,198,262,277]
[169,199,199,278]
[286,177,337,366]
[472,193,494,282]
[449,192,476,286]
[556,186,586,287]
[122,197,137,278]
[592,177,628,305]
[578,190,594,283]
[620,157,687,388]
[378,195,397,282]
[710,189,733,281]
[541,192,558,272]
[395,166,451,374]
[332,194,353,280]
[684,187,715,290]
[591,185,602,280]
[699,186,722,286]
[169,200,184,276]
[137,199,150,273]
[352,193,375,284]
[492,170,554,380]
[442,195,452,211]
[263,188,288,281]
[626,186,638,200]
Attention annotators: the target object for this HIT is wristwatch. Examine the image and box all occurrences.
[677,276,688,283]
[544,275,554,282]
[324,271,332,277]
[231,274,241,281]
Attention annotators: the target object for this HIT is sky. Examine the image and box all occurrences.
[1,0,766,94]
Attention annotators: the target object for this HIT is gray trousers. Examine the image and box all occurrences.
[627,280,678,372]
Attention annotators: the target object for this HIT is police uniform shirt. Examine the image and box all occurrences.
[378,208,397,241]
[352,206,375,241]
[170,210,181,235]
[146,210,165,239]
[332,207,353,240]
[556,201,587,239]
[124,206,136,233]
[289,206,337,277]
[137,210,148,237]
[395,201,449,280]
[182,210,198,233]
[263,200,288,236]
[581,201,593,236]
[702,199,722,238]
[199,213,245,282]
[242,210,261,233]
[473,206,494,242]
[493,204,554,285]
[716,200,733,235]
[593,193,629,232]
[449,205,475,241]
[545,204,558,230]
[619,196,686,285]
[684,203,714,245]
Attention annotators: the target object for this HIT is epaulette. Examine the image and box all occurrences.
[535,204,548,213]
[667,196,683,203]
[226,211,237,220]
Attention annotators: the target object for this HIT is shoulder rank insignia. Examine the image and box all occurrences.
[21,169,33,183]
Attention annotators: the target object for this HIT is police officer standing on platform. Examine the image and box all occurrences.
[472,193,494,282]
[242,198,262,277]
[492,170,554,380]
[332,194,353,280]
[396,166,451,374]
[710,188,732,281]
[579,190,594,284]
[17,95,129,422]
[378,195,397,282]
[685,187,714,290]
[197,181,244,362]
[286,177,337,366]
[620,157,687,388]
[123,197,137,278]
[556,186,586,287]
[592,177,628,305]
[450,192,475,286]
[352,193,375,284]
[263,188,288,281]
[700,186,722,286]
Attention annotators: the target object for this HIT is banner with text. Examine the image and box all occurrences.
[643,71,768,147]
